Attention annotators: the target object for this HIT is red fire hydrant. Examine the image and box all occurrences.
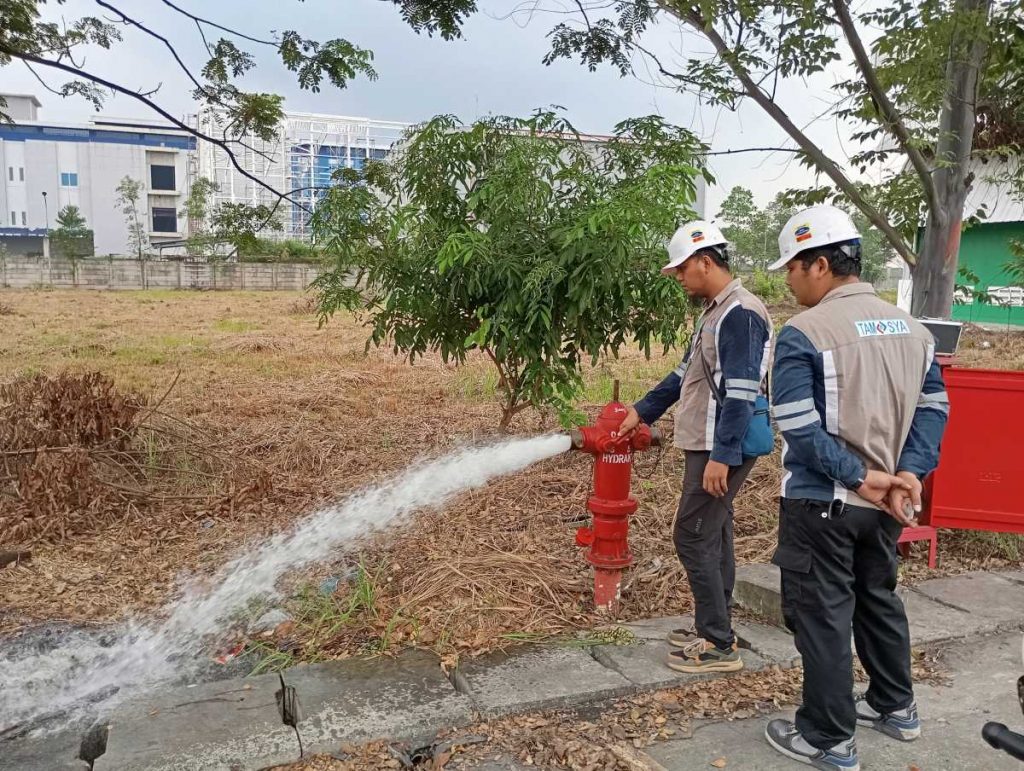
[569,381,662,612]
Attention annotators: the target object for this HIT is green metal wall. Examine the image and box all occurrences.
[951,221,1024,327]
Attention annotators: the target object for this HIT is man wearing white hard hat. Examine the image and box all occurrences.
[617,220,773,674]
[763,205,948,771]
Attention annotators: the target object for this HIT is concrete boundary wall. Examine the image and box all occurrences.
[0,256,319,291]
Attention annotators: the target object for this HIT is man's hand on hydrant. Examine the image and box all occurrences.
[703,459,730,497]
[615,405,642,439]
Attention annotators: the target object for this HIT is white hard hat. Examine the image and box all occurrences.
[661,220,728,275]
[769,205,861,271]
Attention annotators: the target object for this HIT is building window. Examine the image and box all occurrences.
[7,168,12,182]
[152,207,177,233]
[21,211,26,227]
[150,165,176,191]
[60,172,79,187]
[10,212,15,226]
[19,168,24,182]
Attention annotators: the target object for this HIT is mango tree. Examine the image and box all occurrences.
[313,111,709,429]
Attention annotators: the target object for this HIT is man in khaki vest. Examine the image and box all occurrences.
[763,205,948,771]
[618,220,772,674]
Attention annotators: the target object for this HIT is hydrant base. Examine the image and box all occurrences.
[593,567,623,612]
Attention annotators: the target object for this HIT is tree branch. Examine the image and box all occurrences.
[0,45,312,216]
[158,0,277,46]
[703,146,802,156]
[96,1,208,98]
[95,1,279,166]
[21,61,67,98]
[674,5,918,267]
[832,0,938,214]
[630,38,744,102]
[573,0,593,30]
[194,18,214,57]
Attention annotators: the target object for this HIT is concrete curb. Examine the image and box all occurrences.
[735,566,1024,646]
[19,623,790,771]
[13,568,1024,770]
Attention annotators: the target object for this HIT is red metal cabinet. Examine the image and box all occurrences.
[928,367,1024,534]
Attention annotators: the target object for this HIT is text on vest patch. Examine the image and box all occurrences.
[854,319,910,337]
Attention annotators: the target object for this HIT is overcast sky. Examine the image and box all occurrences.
[0,0,870,216]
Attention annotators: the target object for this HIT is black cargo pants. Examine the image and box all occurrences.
[773,497,915,749]
[675,450,757,650]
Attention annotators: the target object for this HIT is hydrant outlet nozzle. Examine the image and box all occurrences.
[569,429,585,450]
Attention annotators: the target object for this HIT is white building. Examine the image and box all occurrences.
[3,94,706,256]
[0,94,195,256]
[190,109,409,241]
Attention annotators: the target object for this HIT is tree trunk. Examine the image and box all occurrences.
[498,403,514,433]
[911,0,992,318]
[912,201,964,318]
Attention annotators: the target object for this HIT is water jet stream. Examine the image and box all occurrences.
[0,434,572,735]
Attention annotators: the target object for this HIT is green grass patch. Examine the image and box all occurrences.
[246,641,298,675]
[245,562,397,674]
[104,334,209,368]
[451,365,501,401]
[125,289,186,303]
[111,345,168,366]
[213,318,262,333]
[954,530,1024,562]
[38,331,73,348]
[581,360,673,404]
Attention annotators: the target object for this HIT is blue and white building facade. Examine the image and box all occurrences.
[0,94,196,256]
[191,108,409,240]
[0,94,410,255]
[2,94,706,256]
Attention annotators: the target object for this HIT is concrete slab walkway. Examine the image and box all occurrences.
[646,631,1024,771]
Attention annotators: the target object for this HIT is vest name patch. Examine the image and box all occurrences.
[855,318,911,337]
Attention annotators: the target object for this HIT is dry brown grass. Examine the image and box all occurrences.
[0,289,1020,657]
[955,323,1024,370]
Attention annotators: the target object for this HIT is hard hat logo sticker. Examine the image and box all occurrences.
[795,224,812,242]
[691,229,704,242]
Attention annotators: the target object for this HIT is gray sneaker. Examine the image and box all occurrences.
[855,695,921,741]
[666,624,738,650]
[765,719,860,770]
[665,639,743,673]
[666,623,699,647]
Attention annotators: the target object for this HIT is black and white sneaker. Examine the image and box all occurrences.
[855,695,921,741]
[765,719,860,770]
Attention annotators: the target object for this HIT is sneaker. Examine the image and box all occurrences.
[665,639,743,673]
[666,623,700,647]
[666,624,739,650]
[855,695,921,741]
[764,719,860,770]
